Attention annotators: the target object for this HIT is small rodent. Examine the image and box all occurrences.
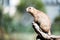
[26,7,51,35]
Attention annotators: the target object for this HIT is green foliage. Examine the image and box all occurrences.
[52,16,60,35]
[3,14,13,33]
[52,22,60,35]
[0,0,46,33]
[55,16,60,22]
[0,6,3,26]
[12,22,34,33]
[17,0,46,13]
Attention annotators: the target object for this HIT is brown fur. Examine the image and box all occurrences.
[26,7,60,40]
[26,7,51,35]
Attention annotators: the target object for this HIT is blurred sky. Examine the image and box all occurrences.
[42,0,60,23]
[3,0,20,17]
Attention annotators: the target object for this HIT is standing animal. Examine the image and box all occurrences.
[26,7,51,35]
[26,7,60,40]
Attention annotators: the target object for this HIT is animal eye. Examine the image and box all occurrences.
[29,8,31,9]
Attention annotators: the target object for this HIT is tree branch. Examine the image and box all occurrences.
[32,22,60,39]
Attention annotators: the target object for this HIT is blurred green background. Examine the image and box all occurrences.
[0,0,60,40]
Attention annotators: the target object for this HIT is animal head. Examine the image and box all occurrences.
[26,7,37,16]
[26,7,35,13]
